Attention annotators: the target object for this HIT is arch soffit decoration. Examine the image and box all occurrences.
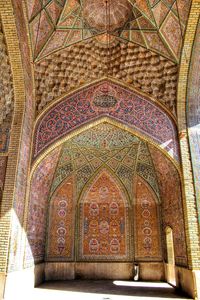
[30,119,181,191]
[32,79,180,169]
[30,117,181,181]
[47,160,170,212]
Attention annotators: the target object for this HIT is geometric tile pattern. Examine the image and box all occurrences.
[33,81,179,162]
[25,0,191,62]
[136,142,160,199]
[45,124,161,261]
[50,123,160,199]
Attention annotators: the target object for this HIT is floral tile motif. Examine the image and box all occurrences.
[33,81,179,162]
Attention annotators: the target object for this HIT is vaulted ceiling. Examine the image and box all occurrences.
[0,0,192,151]
[49,123,160,200]
[26,0,191,62]
[22,0,191,119]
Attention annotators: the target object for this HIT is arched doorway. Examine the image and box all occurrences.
[24,122,187,283]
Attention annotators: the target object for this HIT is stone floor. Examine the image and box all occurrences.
[25,280,191,300]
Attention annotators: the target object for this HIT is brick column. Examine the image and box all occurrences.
[0,1,26,297]
[177,1,200,269]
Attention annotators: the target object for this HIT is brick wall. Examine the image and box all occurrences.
[177,0,200,269]
[0,1,26,273]
[0,0,34,275]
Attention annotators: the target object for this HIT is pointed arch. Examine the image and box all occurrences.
[77,167,131,261]
[77,164,132,208]
[31,117,180,179]
[133,172,161,205]
[32,80,179,164]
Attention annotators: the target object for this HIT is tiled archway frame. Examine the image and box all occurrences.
[33,80,180,165]
[27,116,187,265]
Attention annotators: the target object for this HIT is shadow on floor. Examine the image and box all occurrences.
[36,280,192,299]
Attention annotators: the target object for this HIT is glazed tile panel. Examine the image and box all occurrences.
[48,123,160,208]
[78,170,130,260]
[150,146,187,266]
[27,123,187,264]
[47,177,74,260]
[34,81,179,162]
[135,177,162,261]
[24,147,60,267]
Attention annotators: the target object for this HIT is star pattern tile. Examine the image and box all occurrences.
[25,0,191,62]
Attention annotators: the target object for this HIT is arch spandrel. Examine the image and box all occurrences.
[32,80,179,164]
